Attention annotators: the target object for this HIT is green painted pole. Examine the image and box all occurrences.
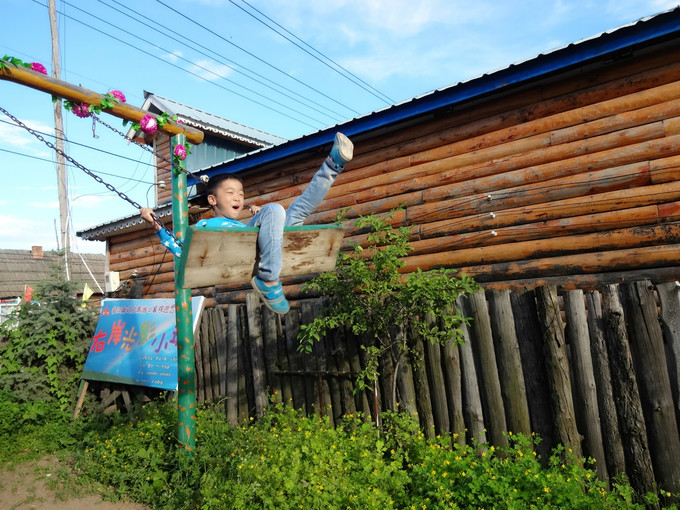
[171,133,196,455]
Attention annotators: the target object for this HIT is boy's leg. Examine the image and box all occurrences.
[247,203,289,314]
[285,133,353,227]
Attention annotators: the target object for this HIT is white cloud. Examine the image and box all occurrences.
[187,59,232,81]
[27,201,60,209]
[0,120,54,151]
[162,50,183,64]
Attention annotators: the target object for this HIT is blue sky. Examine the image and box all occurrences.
[1,0,678,254]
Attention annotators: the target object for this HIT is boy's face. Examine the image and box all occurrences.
[207,178,245,219]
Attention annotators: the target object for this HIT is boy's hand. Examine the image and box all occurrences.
[246,204,261,215]
[140,207,162,231]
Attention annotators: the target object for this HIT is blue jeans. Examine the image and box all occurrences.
[247,156,342,281]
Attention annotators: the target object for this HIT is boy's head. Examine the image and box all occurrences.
[206,173,244,220]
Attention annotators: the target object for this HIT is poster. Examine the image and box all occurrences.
[82,297,205,390]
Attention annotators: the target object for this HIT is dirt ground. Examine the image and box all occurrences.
[0,456,150,510]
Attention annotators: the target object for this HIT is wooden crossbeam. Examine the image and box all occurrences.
[177,225,345,289]
[0,61,204,144]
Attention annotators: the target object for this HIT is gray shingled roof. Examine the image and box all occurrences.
[0,248,106,299]
[138,91,287,147]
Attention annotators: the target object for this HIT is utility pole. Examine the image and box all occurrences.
[48,0,70,277]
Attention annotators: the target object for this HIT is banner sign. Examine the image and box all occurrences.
[82,297,205,390]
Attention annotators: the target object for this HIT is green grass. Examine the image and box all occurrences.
[0,390,676,510]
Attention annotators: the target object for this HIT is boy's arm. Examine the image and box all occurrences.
[140,207,182,258]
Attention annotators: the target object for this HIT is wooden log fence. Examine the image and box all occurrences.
[191,280,680,497]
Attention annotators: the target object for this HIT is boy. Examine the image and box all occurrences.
[140,132,353,315]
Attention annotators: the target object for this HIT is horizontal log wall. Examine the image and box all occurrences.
[193,281,680,497]
[104,43,680,301]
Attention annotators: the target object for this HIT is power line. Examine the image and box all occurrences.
[233,0,395,105]
[55,0,330,127]
[30,0,326,130]
[0,147,156,185]
[0,117,154,168]
[153,0,363,117]
[99,0,350,123]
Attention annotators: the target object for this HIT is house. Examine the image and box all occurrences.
[0,246,105,322]
[79,7,680,304]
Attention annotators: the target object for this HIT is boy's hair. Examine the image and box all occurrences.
[206,173,243,196]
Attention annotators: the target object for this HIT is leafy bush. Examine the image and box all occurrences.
[299,212,480,407]
[0,261,97,409]
[67,399,673,510]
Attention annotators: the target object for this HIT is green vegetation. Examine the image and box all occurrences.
[299,212,480,408]
[0,260,97,409]
[1,392,675,509]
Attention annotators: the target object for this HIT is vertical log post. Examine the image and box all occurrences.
[563,290,608,482]
[487,289,531,436]
[584,290,626,483]
[226,305,239,425]
[600,285,656,498]
[620,281,680,494]
[171,133,196,455]
[464,291,508,447]
[441,335,465,445]
[456,296,486,446]
[656,281,680,428]
[535,285,581,457]
[510,289,554,462]
[214,308,227,401]
[246,293,268,418]
[423,314,450,435]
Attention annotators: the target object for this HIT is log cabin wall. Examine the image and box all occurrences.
[109,39,680,302]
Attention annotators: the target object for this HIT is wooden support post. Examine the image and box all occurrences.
[563,290,608,483]
[172,134,197,455]
[0,62,204,144]
[535,285,582,458]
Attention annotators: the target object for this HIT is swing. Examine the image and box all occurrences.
[177,224,345,289]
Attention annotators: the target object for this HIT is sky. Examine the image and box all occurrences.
[1,0,679,255]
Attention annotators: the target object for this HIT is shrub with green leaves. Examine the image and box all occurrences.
[68,400,672,510]
[0,260,97,409]
[299,211,480,407]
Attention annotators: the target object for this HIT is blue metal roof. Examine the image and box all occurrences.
[192,6,680,186]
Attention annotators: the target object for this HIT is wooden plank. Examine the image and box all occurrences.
[584,290,626,481]
[462,291,508,447]
[246,293,268,418]
[178,225,345,289]
[563,290,608,482]
[535,285,581,457]
[600,285,656,496]
[213,308,227,400]
[455,297,486,447]
[225,306,239,425]
[441,335,465,445]
[620,281,680,494]
[510,289,555,462]
[423,330,450,435]
[656,281,680,428]
[0,62,204,144]
[487,289,531,436]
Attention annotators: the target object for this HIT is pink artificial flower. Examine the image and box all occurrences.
[173,144,187,161]
[72,103,91,118]
[140,114,157,134]
[110,90,126,103]
[30,62,47,75]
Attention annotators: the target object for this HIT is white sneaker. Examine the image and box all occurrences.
[330,132,353,166]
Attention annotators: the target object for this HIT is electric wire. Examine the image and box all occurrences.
[233,0,395,105]
[0,147,156,185]
[29,0,325,130]
[153,0,363,117]
[52,0,329,128]
[98,0,350,123]
[0,117,155,169]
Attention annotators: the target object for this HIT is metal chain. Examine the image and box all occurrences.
[92,114,208,185]
[1,105,182,246]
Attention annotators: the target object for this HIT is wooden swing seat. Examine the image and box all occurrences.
[177,224,345,289]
